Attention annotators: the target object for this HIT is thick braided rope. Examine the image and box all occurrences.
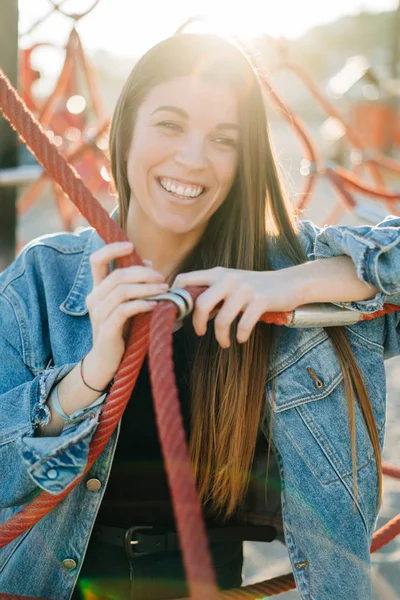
[371,513,400,553]
[383,462,400,479]
[149,302,218,598]
[1,69,400,599]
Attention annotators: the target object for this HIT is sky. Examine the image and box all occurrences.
[19,0,398,62]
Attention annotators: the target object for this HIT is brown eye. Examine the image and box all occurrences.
[214,136,237,148]
[157,121,182,132]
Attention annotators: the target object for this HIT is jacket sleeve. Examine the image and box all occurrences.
[298,215,400,357]
[0,293,106,507]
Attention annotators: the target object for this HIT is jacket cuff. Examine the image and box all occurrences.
[32,362,107,428]
[21,361,107,494]
[312,217,400,313]
[324,295,388,314]
[32,363,77,427]
[17,408,102,494]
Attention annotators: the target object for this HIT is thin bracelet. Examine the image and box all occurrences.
[80,353,109,393]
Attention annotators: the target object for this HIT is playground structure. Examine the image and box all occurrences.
[0,3,400,599]
[3,8,399,252]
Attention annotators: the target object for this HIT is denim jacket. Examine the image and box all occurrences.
[0,206,399,600]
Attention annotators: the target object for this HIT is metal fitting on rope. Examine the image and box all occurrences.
[145,288,194,321]
[288,303,362,328]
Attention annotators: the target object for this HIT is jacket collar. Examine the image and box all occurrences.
[60,206,120,316]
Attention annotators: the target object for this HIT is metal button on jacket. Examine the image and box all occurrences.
[62,559,77,570]
[47,468,58,479]
[86,478,101,491]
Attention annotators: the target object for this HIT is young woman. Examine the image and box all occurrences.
[0,33,399,600]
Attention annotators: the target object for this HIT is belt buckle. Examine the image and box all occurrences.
[124,525,154,558]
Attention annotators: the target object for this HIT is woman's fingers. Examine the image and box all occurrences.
[94,265,166,302]
[192,278,231,336]
[86,242,169,380]
[92,281,169,323]
[236,304,265,344]
[175,267,293,346]
[173,266,223,289]
[213,293,249,348]
[107,299,158,335]
[90,241,134,286]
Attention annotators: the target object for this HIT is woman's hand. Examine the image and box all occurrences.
[85,242,168,386]
[173,267,303,348]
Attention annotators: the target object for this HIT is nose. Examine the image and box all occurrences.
[174,132,208,171]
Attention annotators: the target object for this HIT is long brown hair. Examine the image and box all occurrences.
[108,33,382,518]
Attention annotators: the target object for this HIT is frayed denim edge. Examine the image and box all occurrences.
[32,368,54,428]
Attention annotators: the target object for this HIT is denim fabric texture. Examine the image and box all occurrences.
[0,207,399,600]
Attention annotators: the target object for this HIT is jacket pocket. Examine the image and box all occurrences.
[266,333,383,487]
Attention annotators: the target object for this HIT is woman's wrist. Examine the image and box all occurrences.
[81,348,116,393]
[36,353,114,438]
[293,256,380,306]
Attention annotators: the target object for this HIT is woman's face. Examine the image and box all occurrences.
[125,75,240,236]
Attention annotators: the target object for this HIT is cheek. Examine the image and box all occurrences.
[127,142,163,189]
[214,155,238,190]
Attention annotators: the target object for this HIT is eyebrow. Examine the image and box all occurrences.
[151,105,240,131]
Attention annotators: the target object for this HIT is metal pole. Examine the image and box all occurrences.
[0,165,43,188]
[0,0,18,271]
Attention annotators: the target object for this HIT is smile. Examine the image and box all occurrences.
[158,177,205,199]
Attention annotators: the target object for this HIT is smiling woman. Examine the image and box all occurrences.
[110,35,264,290]
[124,77,239,245]
[0,30,400,600]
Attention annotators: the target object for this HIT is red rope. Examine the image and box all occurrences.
[149,301,218,596]
[371,514,400,553]
[383,462,400,479]
[0,68,399,599]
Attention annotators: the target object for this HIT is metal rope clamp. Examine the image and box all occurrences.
[144,287,194,321]
[289,303,363,328]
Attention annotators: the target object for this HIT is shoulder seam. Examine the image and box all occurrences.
[0,230,91,294]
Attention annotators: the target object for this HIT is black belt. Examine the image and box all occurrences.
[93,524,277,558]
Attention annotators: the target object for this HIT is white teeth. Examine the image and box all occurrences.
[159,177,203,198]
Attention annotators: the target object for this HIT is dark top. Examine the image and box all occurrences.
[95,322,207,529]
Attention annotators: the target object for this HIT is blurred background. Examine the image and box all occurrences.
[0,1,399,598]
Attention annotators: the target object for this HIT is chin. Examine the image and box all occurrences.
[157,215,202,236]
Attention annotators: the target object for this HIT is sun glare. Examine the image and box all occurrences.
[19,0,397,64]
[182,11,271,40]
